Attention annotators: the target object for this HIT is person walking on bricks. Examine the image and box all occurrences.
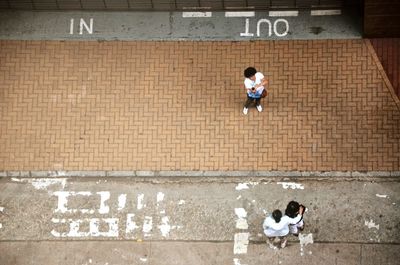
[243,67,268,115]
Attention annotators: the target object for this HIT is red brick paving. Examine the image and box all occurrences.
[0,40,399,171]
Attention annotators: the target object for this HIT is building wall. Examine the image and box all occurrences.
[0,0,353,11]
[370,38,400,98]
[364,0,400,38]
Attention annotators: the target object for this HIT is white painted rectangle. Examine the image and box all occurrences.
[233,232,249,254]
[182,12,212,18]
[269,11,299,17]
[311,10,341,16]
[225,11,255,17]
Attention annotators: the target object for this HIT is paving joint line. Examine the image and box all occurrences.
[0,170,399,178]
[0,239,399,245]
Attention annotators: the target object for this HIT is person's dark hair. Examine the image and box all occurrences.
[285,201,300,218]
[244,67,257,78]
[272,209,282,223]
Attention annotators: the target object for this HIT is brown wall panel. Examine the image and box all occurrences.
[364,0,400,37]
[370,38,400,98]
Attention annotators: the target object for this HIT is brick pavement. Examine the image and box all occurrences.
[0,40,399,171]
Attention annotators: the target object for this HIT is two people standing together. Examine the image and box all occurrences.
[263,201,306,249]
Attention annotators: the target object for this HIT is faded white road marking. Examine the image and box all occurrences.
[376,194,388,198]
[233,258,247,265]
[53,191,94,214]
[11,178,67,190]
[126,213,139,235]
[137,194,145,210]
[51,218,119,237]
[233,232,249,254]
[235,208,248,229]
[235,182,258,190]
[311,10,341,16]
[158,216,171,237]
[365,219,379,230]
[182,12,212,17]
[118,194,127,210]
[97,191,110,214]
[269,11,298,17]
[143,216,153,237]
[277,182,304,189]
[157,192,165,203]
[299,233,313,256]
[225,11,255,17]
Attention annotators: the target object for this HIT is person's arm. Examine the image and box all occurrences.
[244,83,256,95]
[255,78,268,89]
[287,206,305,224]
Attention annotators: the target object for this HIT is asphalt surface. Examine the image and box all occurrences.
[0,10,362,41]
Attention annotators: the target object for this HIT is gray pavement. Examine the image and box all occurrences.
[0,10,361,41]
[0,175,399,264]
[1,241,399,265]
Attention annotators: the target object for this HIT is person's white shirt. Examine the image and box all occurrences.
[263,214,302,237]
[244,72,265,97]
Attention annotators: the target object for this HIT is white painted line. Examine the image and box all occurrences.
[126,214,139,234]
[277,182,304,190]
[117,194,127,210]
[299,233,314,256]
[158,216,171,237]
[182,12,212,18]
[233,232,249,254]
[143,216,153,237]
[365,219,380,230]
[269,11,298,17]
[157,192,165,203]
[235,208,248,229]
[311,10,341,16]
[137,193,145,210]
[97,191,110,214]
[225,11,255,17]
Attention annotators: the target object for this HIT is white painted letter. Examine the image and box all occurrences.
[80,18,93,35]
[273,19,289,37]
[70,19,74,34]
[118,194,127,211]
[143,216,153,237]
[240,18,254,37]
[257,19,272,37]
[126,213,139,235]
[97,191,110,214]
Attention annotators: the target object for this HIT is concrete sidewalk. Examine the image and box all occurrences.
[0,39,399,171]
[1,241,399,265]
[0,175,399,264]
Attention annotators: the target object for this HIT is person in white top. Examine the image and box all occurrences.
[243,67,269,115]
[285,200,306,236]
[263,206,304,249]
